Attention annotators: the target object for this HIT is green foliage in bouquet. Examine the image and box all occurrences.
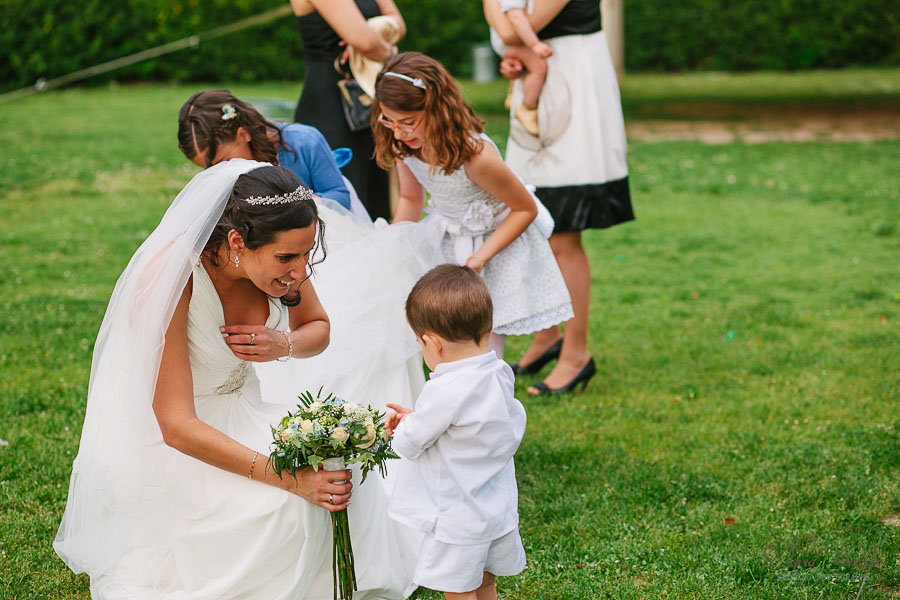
[268,388,399,484]
[268,389,400,600]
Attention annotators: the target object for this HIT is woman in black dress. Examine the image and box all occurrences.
[291,0,405,220]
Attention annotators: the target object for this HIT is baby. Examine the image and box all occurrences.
[489,0,553,137]
[386,264,527,600]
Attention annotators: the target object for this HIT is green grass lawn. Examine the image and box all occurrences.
[1,70,899,599]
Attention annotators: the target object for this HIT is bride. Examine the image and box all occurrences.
[54,161,432,599]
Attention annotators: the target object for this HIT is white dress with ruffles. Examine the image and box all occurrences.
[403,135,573,335]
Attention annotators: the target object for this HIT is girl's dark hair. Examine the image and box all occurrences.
[203,166,326,307]
[372,52,484,175]
[177,89,295,167]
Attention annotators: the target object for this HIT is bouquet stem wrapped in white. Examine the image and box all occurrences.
[269,389,398,600]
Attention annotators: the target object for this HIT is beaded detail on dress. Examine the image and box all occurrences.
[214,361,251,395]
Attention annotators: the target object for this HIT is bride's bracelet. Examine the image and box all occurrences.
[277,330,293,362]
[248,451,259,480]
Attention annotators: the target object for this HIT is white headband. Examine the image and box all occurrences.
[383,72,426,90]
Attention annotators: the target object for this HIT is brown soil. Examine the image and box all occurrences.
[626,101,900,144]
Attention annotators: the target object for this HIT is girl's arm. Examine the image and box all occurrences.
[292,0,392,61]
[463,143,538,272]
[391,160,427,222]
[152,280,350,512]
[220,277,330,362]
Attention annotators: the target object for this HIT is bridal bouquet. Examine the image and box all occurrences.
[269,389,398,600]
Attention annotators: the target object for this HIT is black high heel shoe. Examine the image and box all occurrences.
[508,339,563,375]
[527,357,596,396]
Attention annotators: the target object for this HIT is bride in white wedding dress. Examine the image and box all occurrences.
[54,161,437,599]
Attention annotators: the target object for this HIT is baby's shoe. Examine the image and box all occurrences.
[515,103,540,137]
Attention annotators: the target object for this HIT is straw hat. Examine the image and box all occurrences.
[348,15,403,98]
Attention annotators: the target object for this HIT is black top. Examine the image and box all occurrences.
[538,0,602,40]
[297,0,383,61]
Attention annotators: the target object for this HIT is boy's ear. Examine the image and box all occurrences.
[422,332,443,356]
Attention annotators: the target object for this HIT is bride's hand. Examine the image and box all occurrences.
[281,466,353,512]
[220,325,287,362]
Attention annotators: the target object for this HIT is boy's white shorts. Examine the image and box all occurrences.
[413,528,527,593]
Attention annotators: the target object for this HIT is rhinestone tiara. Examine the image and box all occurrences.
[243,185,315,206]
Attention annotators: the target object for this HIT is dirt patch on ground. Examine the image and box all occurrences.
[626,101,900,144]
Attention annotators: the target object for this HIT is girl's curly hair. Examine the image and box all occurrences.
[372,52,484,175]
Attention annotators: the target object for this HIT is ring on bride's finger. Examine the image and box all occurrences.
[250,333,256,345]
[328,493,334,504]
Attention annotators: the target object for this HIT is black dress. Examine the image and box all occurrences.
[294,0,390,220]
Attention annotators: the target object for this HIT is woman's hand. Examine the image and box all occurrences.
[220,325,289,362]
[281,466,353,512]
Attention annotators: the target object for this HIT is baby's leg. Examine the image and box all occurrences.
[505,45,547,107]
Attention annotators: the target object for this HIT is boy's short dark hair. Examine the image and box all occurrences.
[406,264,493,343]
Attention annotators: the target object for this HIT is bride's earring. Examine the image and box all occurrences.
[234,254,240,268]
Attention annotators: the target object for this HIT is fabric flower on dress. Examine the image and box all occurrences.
[461,201,496,233]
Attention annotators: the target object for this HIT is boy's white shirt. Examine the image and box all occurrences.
[388,350,527,545]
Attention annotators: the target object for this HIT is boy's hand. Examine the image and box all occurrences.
[385,403,414,435]
[531,41,553,58]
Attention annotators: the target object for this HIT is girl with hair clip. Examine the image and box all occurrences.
[178,89,375,221]
[374,52,572,360]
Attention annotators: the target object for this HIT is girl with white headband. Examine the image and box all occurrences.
[373,52,573,363]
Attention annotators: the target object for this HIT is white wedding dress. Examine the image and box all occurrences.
[73,263,421,599]
[54,161,441,600]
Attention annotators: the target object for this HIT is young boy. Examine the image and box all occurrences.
[488,0,553,137]
[386,264,527,600]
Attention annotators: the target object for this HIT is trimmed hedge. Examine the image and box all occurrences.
[2,0,306,91]
[3,0,899,93]
[626,0,900,71]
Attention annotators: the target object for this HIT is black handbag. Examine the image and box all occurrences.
[335,58,373,132]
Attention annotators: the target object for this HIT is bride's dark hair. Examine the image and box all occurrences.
[203,165,326,307]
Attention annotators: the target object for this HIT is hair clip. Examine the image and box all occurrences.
[383,72,426,90]
[221,104,238,121]
[243,185,314,206]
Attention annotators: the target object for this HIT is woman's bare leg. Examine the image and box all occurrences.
[527,231,592,392]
